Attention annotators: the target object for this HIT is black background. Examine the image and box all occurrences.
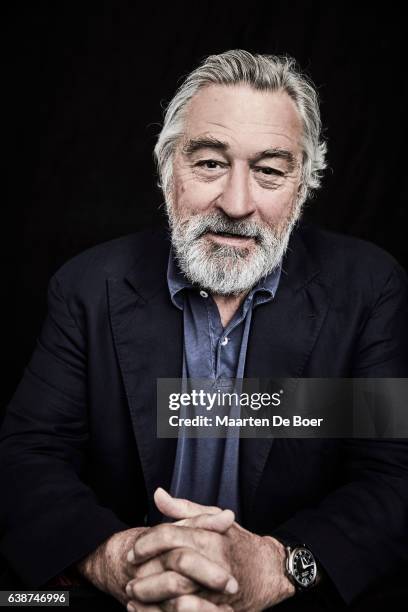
[2,3,408,607]
[3,1,408,408]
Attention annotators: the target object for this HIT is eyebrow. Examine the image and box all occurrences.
[182,137,296,170]
[182,137,228,155]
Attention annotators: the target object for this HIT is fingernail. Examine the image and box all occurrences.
[225,577,238,594]
[125,583,133,597]
[127,549,135,563]
[127,603,135,612]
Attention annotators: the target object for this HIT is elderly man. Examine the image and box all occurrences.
[0,50,407,611]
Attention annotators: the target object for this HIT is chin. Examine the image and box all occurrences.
[186,253,269,296]
[201,237,254,260]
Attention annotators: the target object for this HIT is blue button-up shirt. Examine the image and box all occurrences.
[167,249,281,520]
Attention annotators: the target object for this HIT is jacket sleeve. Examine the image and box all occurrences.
[272,263,408,604]
[0,274,129,587]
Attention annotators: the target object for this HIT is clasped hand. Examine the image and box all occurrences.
[123,488,294,612]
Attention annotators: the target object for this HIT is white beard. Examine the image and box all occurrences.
[167,203,302,296]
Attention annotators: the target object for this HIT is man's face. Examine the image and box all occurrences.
[167,84,304,295]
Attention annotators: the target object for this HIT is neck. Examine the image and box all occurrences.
[212,292,248,328]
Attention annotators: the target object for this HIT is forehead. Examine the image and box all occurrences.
[182,84,303,152]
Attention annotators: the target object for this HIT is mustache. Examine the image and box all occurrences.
[185,213,264,241]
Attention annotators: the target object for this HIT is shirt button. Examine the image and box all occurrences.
[200,290,209,298]
[221,337,229,346]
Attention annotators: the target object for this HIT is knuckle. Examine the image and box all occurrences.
[173,571,192,594]
[167,548,185,572]
[195,529,221,554]
[174,548,191,573]
[159,524,175,545]
[193,529,208,550]
[167,571,182,593]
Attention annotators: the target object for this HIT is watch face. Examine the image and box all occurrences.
[290,547,317,588]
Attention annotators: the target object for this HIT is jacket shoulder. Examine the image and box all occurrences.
[52,228,170,298]
[301,223,405,281]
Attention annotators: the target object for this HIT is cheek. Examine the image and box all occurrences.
[174,175,221,214]
[254,188,298,225]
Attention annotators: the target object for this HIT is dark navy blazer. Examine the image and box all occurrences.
[0,223,407,607]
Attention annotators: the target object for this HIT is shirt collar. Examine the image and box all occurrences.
[167,249,193,309]
[167,247,281,310]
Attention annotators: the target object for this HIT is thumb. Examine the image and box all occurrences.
[154,487,222,520]
[176,509,235,533]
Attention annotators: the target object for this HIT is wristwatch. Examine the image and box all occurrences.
[285,545,318,591]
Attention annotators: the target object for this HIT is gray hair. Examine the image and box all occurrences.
[154,49,327,205]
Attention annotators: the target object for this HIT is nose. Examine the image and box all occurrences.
[215,163,255,219]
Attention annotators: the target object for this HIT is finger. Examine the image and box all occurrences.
[127,548,238,596]
[161,595,233,612]
[162,547,238,593]
[128,557,164,580]
[128,524,216,564]
[125,512,231,548]
[176,510,235,533]
[154,488,221,520]
[126,570,197,602]
[126,600,161,612]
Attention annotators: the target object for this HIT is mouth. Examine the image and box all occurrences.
[204,231,255,247]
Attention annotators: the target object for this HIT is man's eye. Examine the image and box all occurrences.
[254,166,284,176]
[196,160,223,169]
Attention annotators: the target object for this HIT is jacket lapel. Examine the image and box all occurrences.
[240,225,332,525]
[107,231,182,524]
